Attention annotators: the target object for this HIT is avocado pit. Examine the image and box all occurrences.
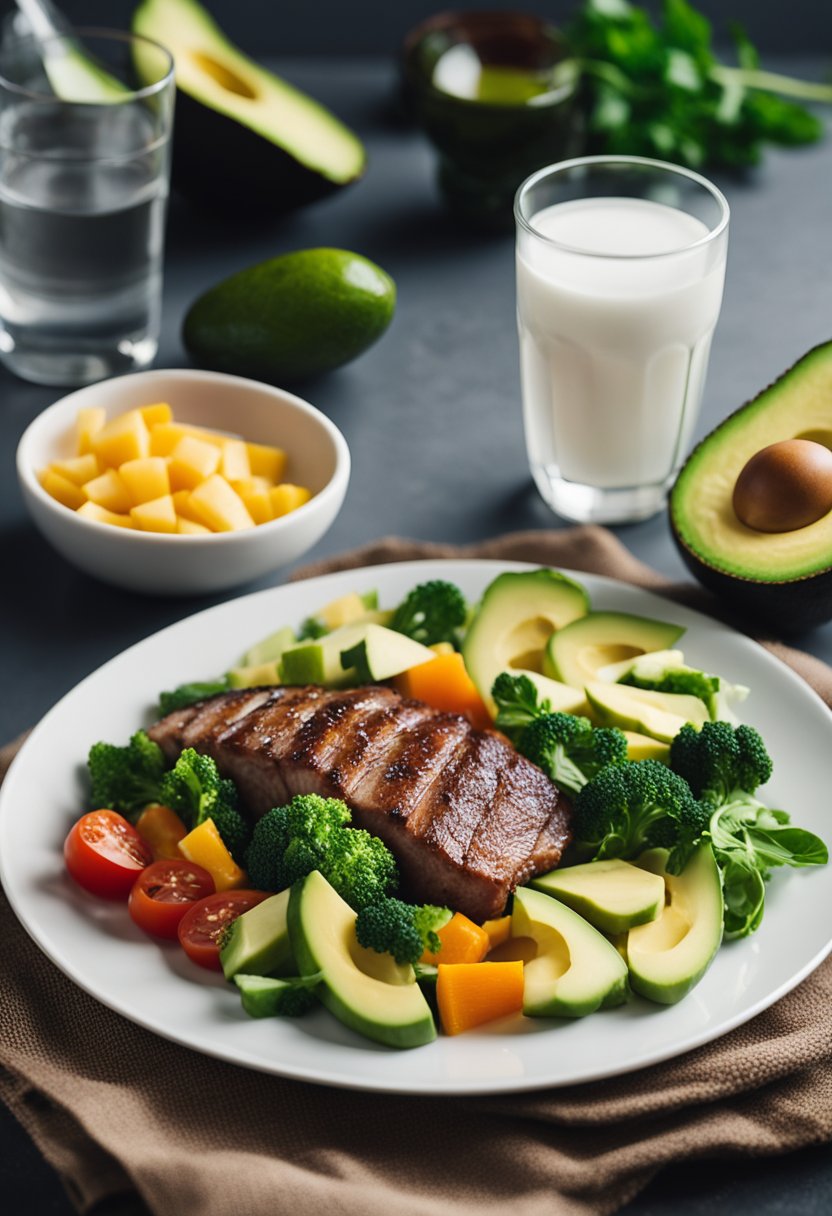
[732,438,832,533]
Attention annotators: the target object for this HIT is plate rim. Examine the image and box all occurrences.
[2,557,831,1096]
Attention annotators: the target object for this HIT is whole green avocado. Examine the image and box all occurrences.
[182,248,396,382]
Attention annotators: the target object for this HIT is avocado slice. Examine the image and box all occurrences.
[340,624,435,683]
[279,622,370,687]
[529,859,665,935]
[219,890,294,980]
[544,612,685,689]
[132,0,366,214]
[622,730,671,763]
[627,844,723,1004]
[670,340,832,630]
[463,569,589,715]
[288,870,436,1048]
[240,625,296,669]
[511,886,629,1017]
[585,681,710,743]
[227,659,281,689]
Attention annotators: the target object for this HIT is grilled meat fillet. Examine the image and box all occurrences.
[148,685,572,921]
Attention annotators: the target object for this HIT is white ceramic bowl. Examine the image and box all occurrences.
[16,369,350,596]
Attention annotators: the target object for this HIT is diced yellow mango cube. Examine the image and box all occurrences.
[233,475,274,495]
[50,454,100,485]
[92,409,150,467]
[138,402,173,428]
[149,421,228,457]
[77,501,134,528]
[237,485,274,525]
[178,818,246,890]
[246,441,287,482]
[119,457,170,505]
[82,468,133,514]
[130,494,178,533]
[149,422,189,458]
[76,407,106,455]
[168,435,222,492]
[270,483,312,517]
[188,474,255,532]
[176,516,212,535]
[171,489,208,525]
[220,438,251,483]
[40,468,87,510]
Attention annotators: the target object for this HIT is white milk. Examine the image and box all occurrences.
[516,196,726,492]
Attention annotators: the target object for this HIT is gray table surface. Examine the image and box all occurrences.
[2,57,832,1216]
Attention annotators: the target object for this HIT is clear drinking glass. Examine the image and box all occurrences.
[515,156,729,524]
[0,29,174,386]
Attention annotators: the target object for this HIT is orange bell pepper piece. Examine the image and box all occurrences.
[395,652,492,730]
[437,961,525,1035]
[421,911,490,965]
[135,803,188,860]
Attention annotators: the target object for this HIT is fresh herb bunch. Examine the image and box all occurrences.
[670,722,828,937]
[565,0,832,170]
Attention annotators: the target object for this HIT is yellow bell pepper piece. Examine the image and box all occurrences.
[178,818,247,891]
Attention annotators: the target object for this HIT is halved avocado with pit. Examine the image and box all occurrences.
[133,0,366,213]
[670,339,832,630]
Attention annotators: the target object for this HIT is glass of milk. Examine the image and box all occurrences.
[515,156,729,523]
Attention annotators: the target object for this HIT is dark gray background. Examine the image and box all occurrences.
[3,0,832,53]
[1,2,832,1213]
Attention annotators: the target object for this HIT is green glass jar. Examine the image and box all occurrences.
[402,11,580,228]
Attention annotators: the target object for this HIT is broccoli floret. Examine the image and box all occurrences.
[295,617,329,641]
[355,897,452,964]
[159,748,250,863]
[573,759,709,874]
[390,579,467,647]
[491,673,551,738]
[669,721,772,808]
[245,794,398,910]
[245,806,292,891]
[158,678,231,715]
[322,828,399,910]
[518,712,627,796]
[87,730,166,817]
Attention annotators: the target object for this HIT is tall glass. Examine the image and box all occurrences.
[515,156,729,524]
[0,29,174,386]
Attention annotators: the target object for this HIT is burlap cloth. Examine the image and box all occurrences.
[2,526,832,1216]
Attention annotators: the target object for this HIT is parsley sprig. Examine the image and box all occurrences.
[559,0,832,170]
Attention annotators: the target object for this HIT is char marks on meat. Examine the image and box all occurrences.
[148,685,571,921]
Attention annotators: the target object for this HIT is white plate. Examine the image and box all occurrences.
[2,560,831,1095]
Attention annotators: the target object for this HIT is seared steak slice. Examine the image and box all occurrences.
[148,685,571,921]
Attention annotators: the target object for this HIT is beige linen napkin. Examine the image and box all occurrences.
[2,526,832,1216]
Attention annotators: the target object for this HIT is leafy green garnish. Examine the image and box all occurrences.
[710,802,828,938]
[565,0,832,170]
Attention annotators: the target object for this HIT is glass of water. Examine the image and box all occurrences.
[515,156,729,524]
[0,29,174,386]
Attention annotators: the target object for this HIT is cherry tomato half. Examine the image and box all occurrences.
[177,889,269,971]
[64,810,153,900]
[128,859,216,939]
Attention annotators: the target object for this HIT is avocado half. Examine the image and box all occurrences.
[670,340,832,631]
[132,0,366,214]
